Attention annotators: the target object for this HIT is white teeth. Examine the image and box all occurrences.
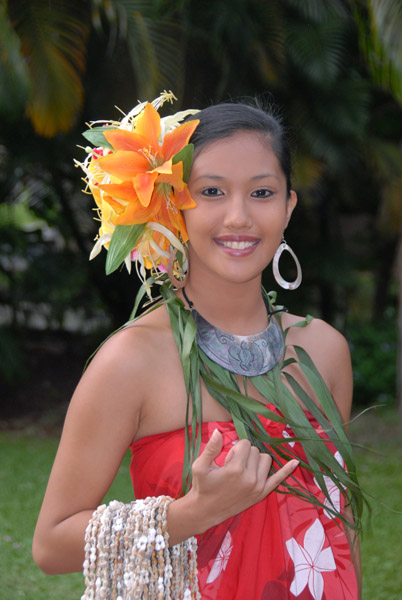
[221,240,255,249]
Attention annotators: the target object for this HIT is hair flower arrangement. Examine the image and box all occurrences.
[75,91,199,297]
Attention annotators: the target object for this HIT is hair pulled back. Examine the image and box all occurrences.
[188,101,292,195]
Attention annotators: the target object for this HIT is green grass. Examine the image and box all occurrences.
[1,408,401,599]
[0,430,133,600]
[350,408,402,600]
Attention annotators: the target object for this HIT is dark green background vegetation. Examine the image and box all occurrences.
[1,0,401,420]
[0,2,401,598]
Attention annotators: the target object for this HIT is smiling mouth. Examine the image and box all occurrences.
[218,240,257,250]
[217,240,258,250]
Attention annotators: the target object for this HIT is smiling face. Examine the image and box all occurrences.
[184,130,297,287]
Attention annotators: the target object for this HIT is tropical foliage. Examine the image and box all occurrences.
[0,0,401,413]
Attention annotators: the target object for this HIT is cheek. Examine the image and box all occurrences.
[182,209,196,240]
[183,205,212,237]
[257,204,288,229]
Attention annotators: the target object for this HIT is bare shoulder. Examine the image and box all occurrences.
[283,313,350,354]
[282,312,353,423]
[65,303,172,438]
[94,299,174,362]
[90,302,171,372]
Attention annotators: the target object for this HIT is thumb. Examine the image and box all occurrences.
[197,429,223,470]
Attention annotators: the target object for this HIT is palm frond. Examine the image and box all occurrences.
[289,75,370,171]
[369,0,402,71]
[248,1,286,85]
[285,19,348,86]
[285,0,348,22]
[352,0,402,104]
[8,0,90,137]
[313,75,371,137]
[0,2,30,117]
[108,0,185,102]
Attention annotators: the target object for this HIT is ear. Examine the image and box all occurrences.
[285,190,297,227]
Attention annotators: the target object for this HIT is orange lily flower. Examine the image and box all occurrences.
[77,92,200,286]
[94,103,199,239]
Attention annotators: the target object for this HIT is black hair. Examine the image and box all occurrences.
[188,101,292,195]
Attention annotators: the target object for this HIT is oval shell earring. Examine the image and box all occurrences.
[168,247,189,289]
[272,237,302,290]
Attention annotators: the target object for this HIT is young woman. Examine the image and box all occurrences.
[33,94,363,599]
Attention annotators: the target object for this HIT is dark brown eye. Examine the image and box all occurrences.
[202,187,223,197]
[251,189,273,198]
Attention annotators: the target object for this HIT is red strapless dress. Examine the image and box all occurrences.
[130,405,357,600]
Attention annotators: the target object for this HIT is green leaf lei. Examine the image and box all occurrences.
[92,275,367,532]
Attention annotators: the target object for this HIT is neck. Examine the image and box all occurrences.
[182,274,268,336]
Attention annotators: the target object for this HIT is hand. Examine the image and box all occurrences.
[189,428,299,529]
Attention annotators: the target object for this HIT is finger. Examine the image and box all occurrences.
[245,445,261,474]
[193,429,223,473]
[256,452,272,482]
[225,438,252,471]
[263,459,299,495]
[224,446,235,465]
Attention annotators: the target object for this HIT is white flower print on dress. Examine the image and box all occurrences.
[282,427,296,447]
[206,531,233,584]
[314,451,345,519]
[286,518,336,600]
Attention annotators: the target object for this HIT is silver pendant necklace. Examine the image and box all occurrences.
[182,289,285,376]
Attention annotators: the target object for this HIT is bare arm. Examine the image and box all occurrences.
[32,329,144,573]
[33,326,298,574]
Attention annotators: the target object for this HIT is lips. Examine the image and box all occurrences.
[214,235,259,255]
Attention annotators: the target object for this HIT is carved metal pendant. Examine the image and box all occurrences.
[192,310,284,376]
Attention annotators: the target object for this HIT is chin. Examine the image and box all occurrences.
[214,268,263,286]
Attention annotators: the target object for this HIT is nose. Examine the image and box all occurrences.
[222,194,252,229]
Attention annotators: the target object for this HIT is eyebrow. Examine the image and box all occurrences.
[192,173,280,182]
